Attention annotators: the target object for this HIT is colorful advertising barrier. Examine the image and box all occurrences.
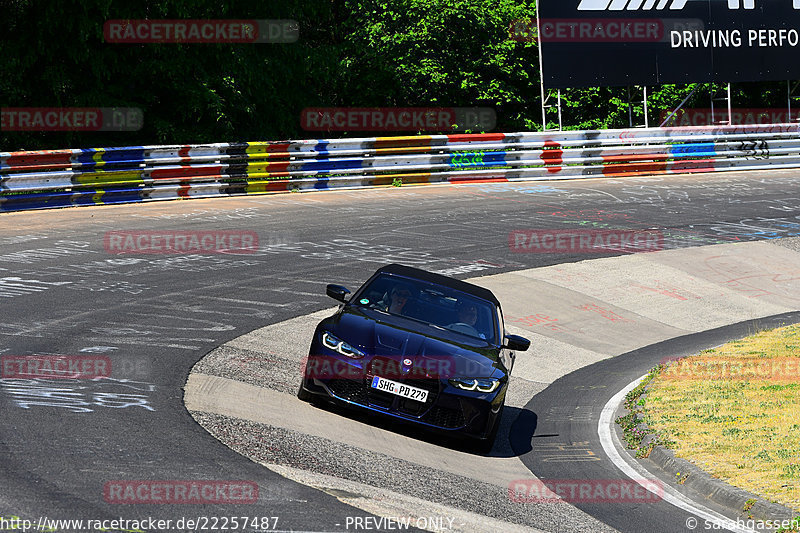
[3,124,800,211]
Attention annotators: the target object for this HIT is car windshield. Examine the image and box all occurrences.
[353,273,498,344]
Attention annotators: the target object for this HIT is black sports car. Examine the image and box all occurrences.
[298,264,530,452]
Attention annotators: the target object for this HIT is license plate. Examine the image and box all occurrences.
[370,376,429,402]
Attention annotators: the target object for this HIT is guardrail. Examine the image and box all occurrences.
[2,123,800,211]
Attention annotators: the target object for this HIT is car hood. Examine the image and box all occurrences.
[322,305,504,379]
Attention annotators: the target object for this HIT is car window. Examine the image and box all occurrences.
[353,273,498,343]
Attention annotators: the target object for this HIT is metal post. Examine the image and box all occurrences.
[536,0,547,130]
[710,83,715,124]
[709,83,732,125]
[628,86,633,128]
[557,89,563,131]
[539,79,547,130]
[727,82,732,126]
[626,86,649,128]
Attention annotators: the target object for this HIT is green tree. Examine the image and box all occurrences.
[1,0,794,150]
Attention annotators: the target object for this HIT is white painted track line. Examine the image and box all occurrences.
[598,376,760,533]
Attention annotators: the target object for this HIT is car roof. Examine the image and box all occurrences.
[375,264,500,307]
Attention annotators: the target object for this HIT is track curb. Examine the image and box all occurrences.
[646,443,799,523]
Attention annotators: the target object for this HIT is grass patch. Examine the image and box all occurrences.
[615,365,674,457]
[640,323,800,511]
[776,517,800,533]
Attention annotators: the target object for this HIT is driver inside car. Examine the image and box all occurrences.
[381,284,415,315]
[457,302,478,326]
[448,301,486,339]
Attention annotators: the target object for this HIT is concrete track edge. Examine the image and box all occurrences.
[184,237,800,530]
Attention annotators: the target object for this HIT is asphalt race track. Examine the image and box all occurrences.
[1,171,800,533]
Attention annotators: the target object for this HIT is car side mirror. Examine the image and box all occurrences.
[326,284,351,302]
[504,334,530,352]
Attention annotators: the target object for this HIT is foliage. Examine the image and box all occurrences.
[1,0,796,150]
[1,0,340,148]
[336,0,538,132]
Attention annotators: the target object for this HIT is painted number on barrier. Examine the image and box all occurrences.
[450,151,485,168]
[738,140,769,159]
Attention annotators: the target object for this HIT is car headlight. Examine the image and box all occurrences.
[321,332,365,359]
[448,378,500,393]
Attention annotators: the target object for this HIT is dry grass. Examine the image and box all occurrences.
[644,323,800,512]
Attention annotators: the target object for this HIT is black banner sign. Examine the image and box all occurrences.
[538,0,800,88]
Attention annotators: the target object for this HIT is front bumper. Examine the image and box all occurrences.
[301,351,504,439]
